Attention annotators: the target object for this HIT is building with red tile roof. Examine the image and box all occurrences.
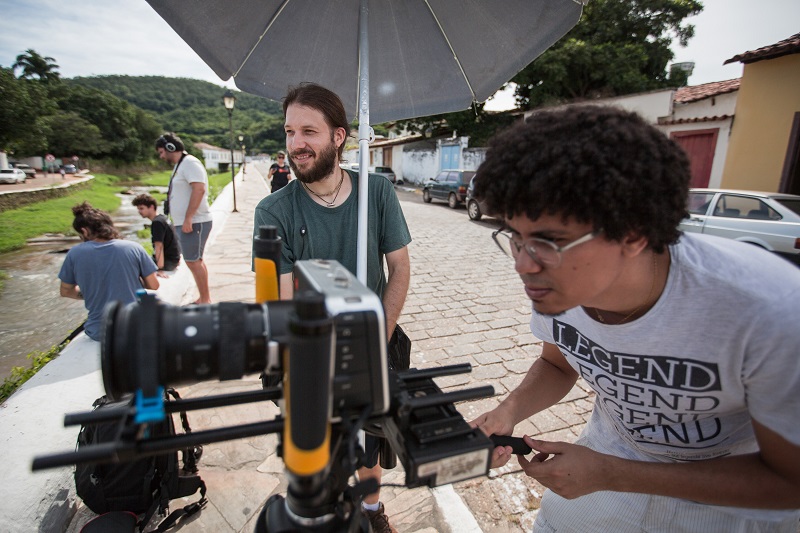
[719,33,800,194]
[724,32,800,65]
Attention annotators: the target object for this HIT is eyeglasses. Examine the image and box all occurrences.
[277,155,285,159]
[492,228,599,268]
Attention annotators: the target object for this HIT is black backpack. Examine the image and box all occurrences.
[75,389,207,532]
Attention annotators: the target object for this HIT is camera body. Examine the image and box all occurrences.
[293,259,389,420]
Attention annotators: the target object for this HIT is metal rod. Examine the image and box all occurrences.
[138,419,284,455]
[164,389,282,412]
[63,389,281,427]
[228,108,238,212]
[397,363,472,381]
[32,419,285,471]
[405,386,495,410]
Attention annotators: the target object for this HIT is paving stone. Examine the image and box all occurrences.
[478,338,517,352]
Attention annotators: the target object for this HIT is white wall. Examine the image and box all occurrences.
[402,149,439,184]
[463,148,487,170]
[604,90,674,122]
[673,91,737,120]
[390,145,405,183]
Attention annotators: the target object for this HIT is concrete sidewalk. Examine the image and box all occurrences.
[11,162,595,532]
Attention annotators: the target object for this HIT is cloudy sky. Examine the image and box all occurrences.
[1,0,798,112]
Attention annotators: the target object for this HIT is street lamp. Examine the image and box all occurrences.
[238,134,246,179]
[222,89,238,212]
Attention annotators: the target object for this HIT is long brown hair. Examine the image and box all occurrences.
[72,202,120,240]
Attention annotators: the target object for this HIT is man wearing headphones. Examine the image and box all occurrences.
[155,133,213,304]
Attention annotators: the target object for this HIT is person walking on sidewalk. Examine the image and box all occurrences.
[268,150,292,193]
[253,82,411,533]
[471,105,800,532]
[155,133,213,303]
[132,193,181,277]
[59,202,159,342]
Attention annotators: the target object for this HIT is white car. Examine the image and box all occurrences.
[0,168,27,184]
[11,163,36,178]
[679,188,800,265]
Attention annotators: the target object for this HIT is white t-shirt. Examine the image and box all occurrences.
[169,154,212,225]
[530,232,800,527]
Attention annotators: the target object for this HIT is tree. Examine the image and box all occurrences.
[0,68,53,154]
[12,49,61,83]
[393,102,515,147]
[53,84,161,161]
[513,0,702,109]
[42,111,106,156]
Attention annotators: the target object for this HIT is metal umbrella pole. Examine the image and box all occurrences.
[356,0,370,284]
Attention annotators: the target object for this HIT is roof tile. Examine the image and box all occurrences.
[724,32,800,65]
[674,79,740,104]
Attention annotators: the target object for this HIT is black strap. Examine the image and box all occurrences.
[151,498,207,532]
[137,475,207,532]
[136,388,206,532]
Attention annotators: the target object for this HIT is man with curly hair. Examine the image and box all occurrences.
[471,105,800,532]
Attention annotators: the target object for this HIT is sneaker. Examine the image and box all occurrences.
[363,503,397,533]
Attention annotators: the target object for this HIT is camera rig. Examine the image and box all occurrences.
[33,258,495,532]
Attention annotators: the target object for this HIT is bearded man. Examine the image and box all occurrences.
[252,82,411,533]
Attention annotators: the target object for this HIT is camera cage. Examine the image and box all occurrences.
[32,260,495,532]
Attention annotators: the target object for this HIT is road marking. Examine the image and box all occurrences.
[432,484,483,532]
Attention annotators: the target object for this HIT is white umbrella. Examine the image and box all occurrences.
[146,0,584,280]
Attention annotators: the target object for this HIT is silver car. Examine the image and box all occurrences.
[372,166,398,184]
[0,168,27,184]
[679,188,800,265]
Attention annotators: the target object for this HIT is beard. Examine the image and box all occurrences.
[289,140,339,184]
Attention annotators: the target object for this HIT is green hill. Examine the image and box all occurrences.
[68,75,281,115]
[68,75,285,154]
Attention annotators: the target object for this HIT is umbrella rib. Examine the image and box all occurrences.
[423,0,476,103]
[233,0,293,78]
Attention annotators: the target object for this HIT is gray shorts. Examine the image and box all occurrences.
[177,220,212,261]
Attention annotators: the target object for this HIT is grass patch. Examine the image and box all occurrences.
[0,270,7,293]
[0,168,232,254]
[208,172,234,203]
[0,173,128,253]
[139,169,232,204]
[0,343,63,404]
[138,170,172,187]
[137,226,154,256]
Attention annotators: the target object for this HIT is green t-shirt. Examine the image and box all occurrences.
[253,170,411,298]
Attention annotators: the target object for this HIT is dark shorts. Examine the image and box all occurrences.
[363,434,382,469]
[177,220,212,262]
[161,259,180,272]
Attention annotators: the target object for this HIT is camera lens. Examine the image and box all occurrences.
[102,300,272,399]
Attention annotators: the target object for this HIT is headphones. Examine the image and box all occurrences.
[158,134,179,153]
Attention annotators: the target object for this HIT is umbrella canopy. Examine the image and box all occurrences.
[146,0,583,124]
[147,0,583,282]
